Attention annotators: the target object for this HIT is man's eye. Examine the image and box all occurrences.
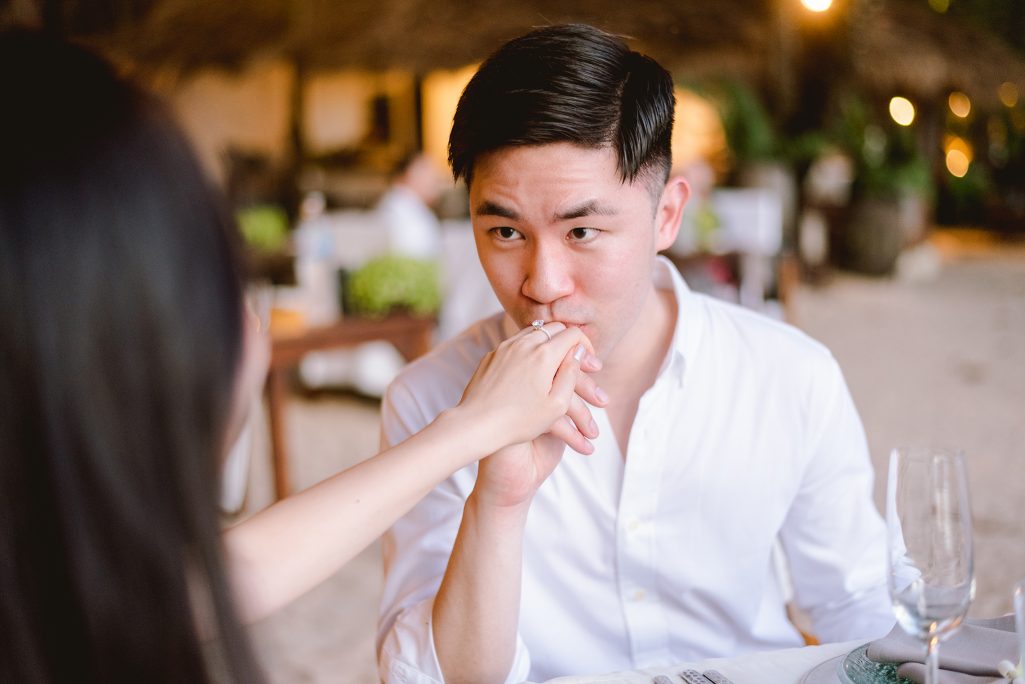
[568,227,599,242]
[492,227,523,240]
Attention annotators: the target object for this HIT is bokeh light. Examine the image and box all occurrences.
[999,82,1020,108]
[889,97,916,126]
[801,0,833,12]
[929,0,950,12]
[944,135,973,177]
[948,92,971,118]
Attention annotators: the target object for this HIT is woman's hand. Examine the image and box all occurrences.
[223,302,271,456]
[454,322,606,457]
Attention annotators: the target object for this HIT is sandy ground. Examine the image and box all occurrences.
[238,231,1025,683]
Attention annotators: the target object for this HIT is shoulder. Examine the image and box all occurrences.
[691,293,841,385]
[384,313,506,417]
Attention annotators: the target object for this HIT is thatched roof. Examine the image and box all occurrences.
[850,0,1025,107]
[5,0,1023,107]
[55,0,773,80]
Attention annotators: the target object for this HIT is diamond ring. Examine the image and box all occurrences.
[531,319,552,342]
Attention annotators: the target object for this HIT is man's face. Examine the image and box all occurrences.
[470,143,682,361]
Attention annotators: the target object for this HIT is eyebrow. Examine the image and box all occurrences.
[475,201,520,219]
[474,199,619,221]
[554,200,618,221]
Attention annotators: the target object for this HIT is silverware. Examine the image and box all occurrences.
[701,670,736,684]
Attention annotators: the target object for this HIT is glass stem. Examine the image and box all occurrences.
[925,633,940,684]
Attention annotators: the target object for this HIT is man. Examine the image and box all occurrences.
[377,24,894,684]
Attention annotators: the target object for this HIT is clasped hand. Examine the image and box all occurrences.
[459,322,607,509]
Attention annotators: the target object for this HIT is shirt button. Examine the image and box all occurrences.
[626,518,641,533]
[631,589,647,602]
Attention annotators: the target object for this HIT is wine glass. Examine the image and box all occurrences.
[1014,580,1025,682]
[886,447,975,684]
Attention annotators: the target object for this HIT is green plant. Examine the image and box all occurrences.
[236,204,289,252]
[830,95,934,201]
[710,79,827,168]
[715,80,779,164]
[345,256,441,318]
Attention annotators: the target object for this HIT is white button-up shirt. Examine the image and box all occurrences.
[376,258,894,684]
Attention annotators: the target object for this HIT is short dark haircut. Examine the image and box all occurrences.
[0,30,262,682]
[449,24,675,190]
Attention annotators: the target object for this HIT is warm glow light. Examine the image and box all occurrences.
[801,0,833,12]
[929,0,950,12]
[671,88,727,171]
[889,97,916,126]
[944,135,973,157]
[944,135,973,177]
[422,64,479,172]
[948,92,971,118]
[999,82,1020,108]
[946,149,970,177]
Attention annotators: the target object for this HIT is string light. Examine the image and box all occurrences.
[889,97,916,126]
[800,0,833,12]
[944,136,973,178]
[999,82,1020,108]
[948,92,971,118]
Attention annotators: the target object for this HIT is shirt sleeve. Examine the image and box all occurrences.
[778,354,896,643]
[375,377,532,684]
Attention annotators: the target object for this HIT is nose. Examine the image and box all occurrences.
[521,241,574,304]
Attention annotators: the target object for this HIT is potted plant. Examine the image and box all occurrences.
[828,95,934,275]
[344,255,441,319]
[712,79,826,250]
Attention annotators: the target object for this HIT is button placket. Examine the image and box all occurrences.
[615,379,673,667]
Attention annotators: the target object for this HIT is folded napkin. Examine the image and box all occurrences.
[866,616,1018,684]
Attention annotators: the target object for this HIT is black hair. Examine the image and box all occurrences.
[0,29,263,682]
[448,24,676,189]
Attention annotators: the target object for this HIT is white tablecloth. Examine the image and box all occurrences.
[531,639,862,684]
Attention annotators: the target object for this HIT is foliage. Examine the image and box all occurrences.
[714,80,778,163]
[941,162,993,222]
[709,79,827,168]
[236,204,289,252]
[829,95,934,201]
[345,256,441,318]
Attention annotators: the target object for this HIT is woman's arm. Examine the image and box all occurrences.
[223,322,603,623]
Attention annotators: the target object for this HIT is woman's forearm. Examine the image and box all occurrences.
[223,406,496,623]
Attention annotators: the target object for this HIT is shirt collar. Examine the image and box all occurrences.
[653,255,698,389]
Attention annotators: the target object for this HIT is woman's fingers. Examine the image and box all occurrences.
[457,320,608,453]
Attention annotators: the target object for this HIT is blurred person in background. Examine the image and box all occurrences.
[376,150,446,259]
[0,28,603,683]
[376,24,894,684]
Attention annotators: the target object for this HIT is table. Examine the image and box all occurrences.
[265,313,435,500]
[533,639,862,684]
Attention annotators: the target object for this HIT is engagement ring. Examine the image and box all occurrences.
[531,319,552,342]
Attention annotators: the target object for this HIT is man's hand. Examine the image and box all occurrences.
[472,434,567,509]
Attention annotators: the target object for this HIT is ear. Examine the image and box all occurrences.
[654,176,690,252]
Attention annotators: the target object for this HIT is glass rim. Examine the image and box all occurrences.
[890,446,966,460]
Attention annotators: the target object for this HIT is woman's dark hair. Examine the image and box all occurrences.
[448,24,676,189]
[0,29,263,682]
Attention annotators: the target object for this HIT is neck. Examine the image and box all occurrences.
[593,283,677,401]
